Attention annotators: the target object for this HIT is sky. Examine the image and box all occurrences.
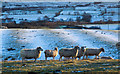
[1,0,119,2]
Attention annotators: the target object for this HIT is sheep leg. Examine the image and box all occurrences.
[34,58,37,62]
[95,56,97,59]
[72,57,73,61]
[59,56,62,61]
[74,57,77,60]
[75,57,77,60]
[60,57,62,61]
[83,55,85,60]
[45,57,47,60]
[79,57,81,60]
[86,56,88,59]
[82,52,85,60]
[98,56,100,59]
[53,57,55,60]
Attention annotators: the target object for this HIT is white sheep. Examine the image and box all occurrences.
[20,47,43,62]
[83,47,105,59]
[76,46,86,60]
[59,46,80,61]
[44,47,58,60]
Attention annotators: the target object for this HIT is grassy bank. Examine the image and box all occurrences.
[2,59,119,73]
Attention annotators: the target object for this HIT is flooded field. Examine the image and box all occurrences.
[1,29,119,61]
[83,24,119,30]
[60,24,120,30]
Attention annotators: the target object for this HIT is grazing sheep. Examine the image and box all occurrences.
[83,47,105,59]
[20,47,43,62]
[59,46,80,61]
[76,46,86,60]
[116,42,120,50]
[44,47,58,60]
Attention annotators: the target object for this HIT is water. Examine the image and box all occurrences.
[60,24,119,30]
[84,24,119,30]
[1,29,118,61]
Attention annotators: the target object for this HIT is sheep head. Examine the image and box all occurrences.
[55,47,58,51]
[74,46,80,50]
[100,47,105,52]
[81,46,86,52]
[37,47,43,51]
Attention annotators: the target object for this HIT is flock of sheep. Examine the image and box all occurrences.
[20,46,105,62]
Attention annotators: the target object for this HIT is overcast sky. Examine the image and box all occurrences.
[1,0,119,2]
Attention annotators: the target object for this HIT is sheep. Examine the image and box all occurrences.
[20,47,43,63]
[76,46,86,60]
[116,42,120,50]
[83,47,105,59]
[59,46,80,61]
[44,47,58,60]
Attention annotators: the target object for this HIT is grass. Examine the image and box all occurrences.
[2,59,119,73]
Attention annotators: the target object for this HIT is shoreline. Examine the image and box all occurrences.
[2,21,120,29]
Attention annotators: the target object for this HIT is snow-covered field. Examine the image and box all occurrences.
[2,2,119,23]
[1,29,119,61]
